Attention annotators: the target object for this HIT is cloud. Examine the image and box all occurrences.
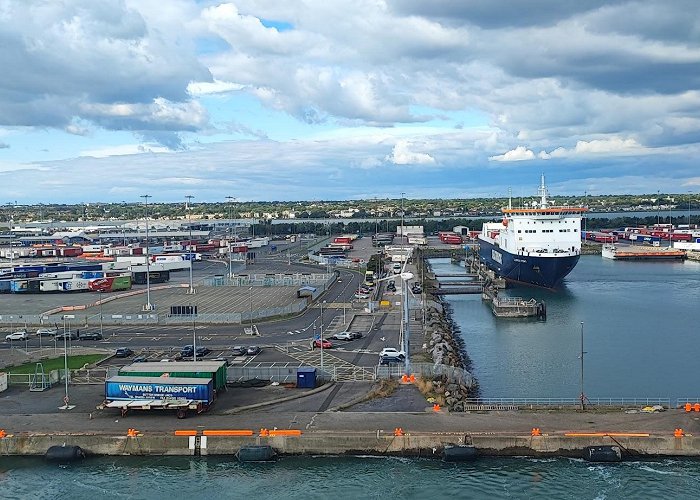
[386,140,436,165]
[187,80,245,96]
[489,146,536,162]
[0,142,9,149]
[544,137,644,158]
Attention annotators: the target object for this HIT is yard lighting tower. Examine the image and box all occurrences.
[140,195,154,311]
[186,195,195,294]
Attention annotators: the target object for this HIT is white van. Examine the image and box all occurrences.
[392,263,402,274]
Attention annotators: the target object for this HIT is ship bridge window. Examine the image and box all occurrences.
[517,230,522,233]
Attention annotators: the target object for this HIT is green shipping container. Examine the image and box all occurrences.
[118,361,227,392]
[112,275,132,291]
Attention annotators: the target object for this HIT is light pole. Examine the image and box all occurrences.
[140,194,154,311]
[320,300,326,374]
[192,306,197,362]
[400,192,405,243]
[579,321,586,411]
[186,195,195,294]
[226,196,236,278]
[656,190,660,225]
[688,191,692,227]
[60,315,74,410]
[99,290,104,339]
[248,286,254,329]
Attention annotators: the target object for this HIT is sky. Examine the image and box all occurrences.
[2,0,700,204]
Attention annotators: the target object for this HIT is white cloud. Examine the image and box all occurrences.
[386,140,436,165]
[79,144,172,158]
[187,80,245,96]
[489,146,535,162]
[544,137,644,158]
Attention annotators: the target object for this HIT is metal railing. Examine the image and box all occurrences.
[462,397,672,408]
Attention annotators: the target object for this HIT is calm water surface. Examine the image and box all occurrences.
[2,455,700,500]
[431,255,700,400]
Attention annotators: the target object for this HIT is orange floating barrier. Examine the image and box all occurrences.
[674,428,685,437]
[531,428,542,436]
[203,430,254,437]
[394,427,404,436]
[409,374,416,383]
[401,375,408,383]
[0,429,6,438]
[259,428,269,437]
[174,430,198,436]
[694,403,700,412]
[433,404,441,412]
[564,432,650,437]
[127,428,139,437]
[685,403,692,412]
[268,429,302,437]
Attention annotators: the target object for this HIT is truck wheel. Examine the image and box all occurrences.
[176,409,187,419]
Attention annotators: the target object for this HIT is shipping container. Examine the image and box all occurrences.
[118,361,227,392]
[132,270,170,285]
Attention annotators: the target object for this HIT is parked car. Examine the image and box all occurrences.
[79,332,103,341]
[132,355,148,363]
[386,282,397,292]
[36,328,58,337]
[180,345,194,357]
[379,347,406,360]
[354,292,370,299]
[195,347,211,357]
[246,345,261,355]
[350,331,363,340]
[411,284,422,294]
[54,331,79,341]
[330,331,353,341]
[115,347,133,358]
[312,339,333,349]
[5,331,28,341]
[231,345,247,356]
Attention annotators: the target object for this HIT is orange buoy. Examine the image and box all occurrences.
[685,403,692,412]
[531,428,542,436]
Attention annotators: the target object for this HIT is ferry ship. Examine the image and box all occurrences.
[478,176,587,288]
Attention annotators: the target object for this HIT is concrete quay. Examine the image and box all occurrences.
[3,403,700,459]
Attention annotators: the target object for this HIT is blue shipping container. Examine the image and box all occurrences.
[105,376,214,404]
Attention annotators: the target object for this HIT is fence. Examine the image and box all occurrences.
[203,272,333,287]
[462,397,672,408]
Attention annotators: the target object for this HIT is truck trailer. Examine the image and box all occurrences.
[103,375,214,418]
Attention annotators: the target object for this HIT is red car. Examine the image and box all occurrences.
[312,339,333,349]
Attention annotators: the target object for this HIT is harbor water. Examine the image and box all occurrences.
[2,455,700,499]
[430,255,700,401]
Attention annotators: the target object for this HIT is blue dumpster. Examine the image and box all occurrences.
[296,367,317,388]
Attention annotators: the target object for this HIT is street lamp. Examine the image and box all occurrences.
[248,286,254,329]
[185,195,195,294]
[140,194,154,311]
[99,290,104,339]
[400,192,405,242]
[60,315,75,410]
[579,321,586,411]
[226,196,236,278]
[192,306,197,362]
[320,300,326,374]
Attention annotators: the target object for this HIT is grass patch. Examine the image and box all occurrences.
[365,379,399,401]
[4,354,107,374]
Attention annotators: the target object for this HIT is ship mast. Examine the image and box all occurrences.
[538,174,548,208]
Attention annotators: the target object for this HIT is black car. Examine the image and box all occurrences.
[54,331,79,341]
[132,355,147,363]
[180,345,194,357]
[350,331,363,340]
[195,347,210,357]
[79,332,103,341]
[115,347,133,358]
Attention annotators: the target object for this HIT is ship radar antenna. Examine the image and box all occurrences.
[538,173,548,208]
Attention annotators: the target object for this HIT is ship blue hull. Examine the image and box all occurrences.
[478,238,580,289]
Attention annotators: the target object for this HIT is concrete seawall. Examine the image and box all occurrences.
[3,431,700,458]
